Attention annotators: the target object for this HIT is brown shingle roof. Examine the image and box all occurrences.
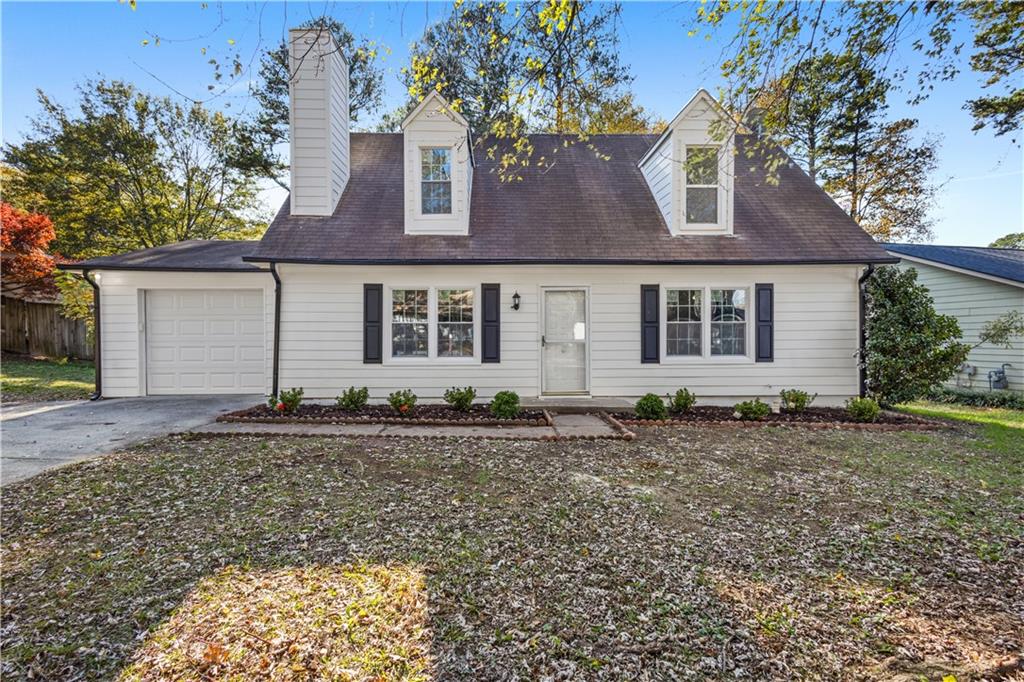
[62,240,262,271]
[250,132,892,265]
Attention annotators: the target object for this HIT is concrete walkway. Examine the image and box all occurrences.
[1,395,259,486]
[191,412,625,441]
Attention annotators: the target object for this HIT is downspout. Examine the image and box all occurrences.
[82,269,102,400]
[269,262,281,397]
[857,264,876,398]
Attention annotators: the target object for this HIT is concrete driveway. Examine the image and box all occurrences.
[1,395,259,486]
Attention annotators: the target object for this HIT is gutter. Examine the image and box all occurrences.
[241,255,901,267]
[269,262,282,397]
[82,269,102,400]
[857,264,876,398]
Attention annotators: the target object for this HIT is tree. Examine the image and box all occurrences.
[236,18,385,190]
[0,202,57,298]
[989,232,1024,249]
[560,92,667,134]
[3,80,264,260]
[691,1,1024,143]
[976,311,1024,349]
[403,1,637,176]
[824,117,939,242]
[862,266,970,406]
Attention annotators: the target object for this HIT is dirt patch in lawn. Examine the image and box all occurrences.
[2,426,1021,680]
[222,402,550,426]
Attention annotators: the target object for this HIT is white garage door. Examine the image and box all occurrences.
[145,289,265,395]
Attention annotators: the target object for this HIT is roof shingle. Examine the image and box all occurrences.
[251,133,893,265]
[63,240,261,272]
[885,243,1024,284]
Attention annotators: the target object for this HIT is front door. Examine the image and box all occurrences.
[542,288,588,395]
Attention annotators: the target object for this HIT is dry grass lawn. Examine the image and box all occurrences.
[1,423,1021,680]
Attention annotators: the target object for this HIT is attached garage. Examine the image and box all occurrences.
[59,241,274,398]
[144,289,266,394]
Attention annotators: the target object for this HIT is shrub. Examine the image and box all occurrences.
[779,388,816,413]
[863,266,970,406]
[734,398,771,421]
[667,388,697,414]
[268,387,304,414]
[443,386,477,412]
[336,386,369,411]
[388,389,417,416]
[489,390,521,419]
[635,393,668,420]
[925,386,1024,410]
[846,397,881,423]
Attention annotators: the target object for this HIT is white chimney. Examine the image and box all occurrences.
[288,27,349,216]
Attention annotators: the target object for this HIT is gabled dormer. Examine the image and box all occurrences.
[638,90,738,236]
[401,91,473,235]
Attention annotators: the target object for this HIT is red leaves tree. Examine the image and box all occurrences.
[1,202,58,297]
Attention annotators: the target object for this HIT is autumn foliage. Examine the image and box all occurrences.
[1,202,58,297]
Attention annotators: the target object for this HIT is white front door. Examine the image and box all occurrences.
[145,289,266,395]
[541,288,589,395]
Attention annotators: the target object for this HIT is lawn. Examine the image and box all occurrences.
[1,355,95,401]
[900,400,1023,456]
[2,424,1022,680]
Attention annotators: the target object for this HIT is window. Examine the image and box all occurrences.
[391,289,428,357]
[420,147,452,214]
[711,288,746,356]
[389,286,477,360]
[437,289,474,357]
[685,146,719,224]
[666,289,702,356]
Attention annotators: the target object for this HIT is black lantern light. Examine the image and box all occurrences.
[511,291,521,311]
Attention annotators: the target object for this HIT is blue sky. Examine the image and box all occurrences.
[2,1,1021,245]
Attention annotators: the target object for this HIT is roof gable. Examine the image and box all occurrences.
[400,90,470,130]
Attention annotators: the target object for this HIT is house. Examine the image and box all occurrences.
[61,28,895,405]
[886,243,1024,392]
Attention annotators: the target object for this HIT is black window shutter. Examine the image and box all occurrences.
[363,283,383,364]
[641,285,660,364]
[755,283,774,362]
[481,283,500,363]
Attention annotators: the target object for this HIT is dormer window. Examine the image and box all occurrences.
[684,146,719,224]
[420,147,452,215]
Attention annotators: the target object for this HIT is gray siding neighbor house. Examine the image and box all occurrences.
[886,244,1024,392]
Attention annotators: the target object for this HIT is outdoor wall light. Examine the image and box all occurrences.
[511,291,521,311]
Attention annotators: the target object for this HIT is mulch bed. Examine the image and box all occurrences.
[219,403,551,427]
[613,406,947,430]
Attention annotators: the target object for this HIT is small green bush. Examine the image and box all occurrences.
[635,393,668,420]
[336,386,369,411]
[269,387,304,414]
[734,398,771,421]
[925,386,1024,410]
[779,388,816,413]
[846,397,881,423]
[443,386,477,412]
[388,389,417,416]
[489,390,521,419]
[667,388,697,414]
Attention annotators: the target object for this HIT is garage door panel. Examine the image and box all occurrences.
[146,289,265,395]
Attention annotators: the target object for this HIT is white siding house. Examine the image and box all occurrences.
[888,245,1024,392]
[64,27,895,405]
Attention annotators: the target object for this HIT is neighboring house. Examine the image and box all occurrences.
[61,29,894,404]
[886,243,1024,392]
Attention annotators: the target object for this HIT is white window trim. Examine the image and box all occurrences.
[416,145,454,220]
[681,144,725,231]
[384,285,480,364]
[659,283,754,364]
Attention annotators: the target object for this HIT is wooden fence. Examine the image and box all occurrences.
[1,296,93,359]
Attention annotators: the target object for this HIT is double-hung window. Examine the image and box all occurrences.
[420,147,452,214]
[684,146,719,224]
[390,286,476,360]
[710,288,747,356]
[664,285,749,359]
[391,289,429,357]
[666,289,702,356]
[437,289,474,357]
